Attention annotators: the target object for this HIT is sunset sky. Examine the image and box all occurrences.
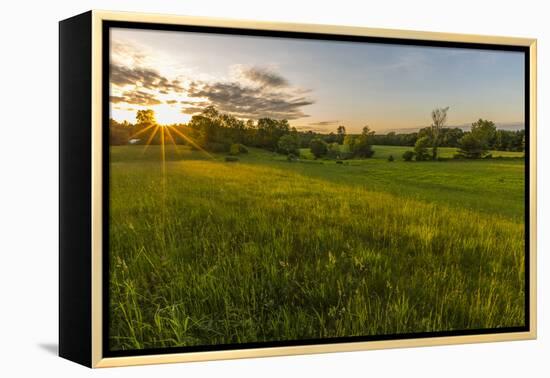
[110,27,525,133]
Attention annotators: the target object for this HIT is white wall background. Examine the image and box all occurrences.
[0,0,547,376]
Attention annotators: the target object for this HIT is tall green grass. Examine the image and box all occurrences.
[109,146,525,350]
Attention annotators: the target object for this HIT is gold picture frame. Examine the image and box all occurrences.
[59,10,537,368]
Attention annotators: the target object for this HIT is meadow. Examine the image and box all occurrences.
[108,144,525,350]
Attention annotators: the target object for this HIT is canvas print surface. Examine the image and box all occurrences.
[107,26,527,353]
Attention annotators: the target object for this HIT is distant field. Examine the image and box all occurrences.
[299,145,524,160]
[109,145,525,350]
[370,145,524,159]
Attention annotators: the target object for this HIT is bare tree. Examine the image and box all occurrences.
[431,106,449,160]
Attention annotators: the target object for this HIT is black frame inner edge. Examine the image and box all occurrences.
[101,20,531,358]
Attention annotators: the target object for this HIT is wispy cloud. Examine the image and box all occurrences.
[308,120,340,126]
[110,63,184,93]
[294,125,329,132]
[240,66,289,88]
[110,90,162,106]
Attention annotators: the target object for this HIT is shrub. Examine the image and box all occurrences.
[229,143,249,155]
[388,155,394,162]
[457,133,486,159]
[229,144,240,155]
[327,143,342,159]
[339,151,354,160]
[309,138,328,158]
[278,135,300,155]
[414,136,431,161]
[351,126,375,158]
[336,160,344,164]
[402,151,415,161]
[287,153,298,162]
[224,156,239,162]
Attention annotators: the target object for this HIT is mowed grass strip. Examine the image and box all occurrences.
[109,146,525,350]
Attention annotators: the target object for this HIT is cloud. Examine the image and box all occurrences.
[180,100,211,115]
[109,61,313,120]
[113,106,136,111]
[181,106,207,115]
[184,79,313,120]
[111,41,147,65]
[111,90,162,106]
[294,125,328,133]
[110,95,126,104]
[110,63,184,93]
[308,120,340,126]
[240,66,288,88]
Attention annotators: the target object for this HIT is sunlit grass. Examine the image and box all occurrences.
[108,145,525,350]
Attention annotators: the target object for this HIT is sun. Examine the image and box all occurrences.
[153,104,192,125]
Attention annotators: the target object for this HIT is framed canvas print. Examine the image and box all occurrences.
[59,10,537,368]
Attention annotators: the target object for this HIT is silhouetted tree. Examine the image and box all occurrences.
[336,125,346,144]
[352,126,375,158]
[136,109,156,126]
[457,133,486,159]
[310,138,328,158]
[470,119,496,148]
[278,134,300,155]
[431,106,449,159]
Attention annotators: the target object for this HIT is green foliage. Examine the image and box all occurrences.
[224,156,239,162]
[255,118,291,151]
[229,144,241,156]
[388,155,394,162]
[456,119,497,159]
[336,125,346,144]
[205,142,229,153]
[430,106,450,160]
[442,127,465,147]
[136,109,156,126]
[310,138,328,158]
[277,134,300,155]
[338,151,354,160]
[457,133,486,159]
[326,143,343,159]
[402,150,415,161]
[352,126,375,158]
[372,131,418,147]
[109,119,131,145]
[110,108,525,156]
[343,134,357,151]
[287,153,298,162]
[471,119,497,146]
[229,143,248,156]
[372,145,522,160]
[414,136,431,161]
[494,129,525,152]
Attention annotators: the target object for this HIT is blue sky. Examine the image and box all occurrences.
[110,28,525,133]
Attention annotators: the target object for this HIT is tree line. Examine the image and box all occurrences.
[372,126,525,152]
[109,106,525,161]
